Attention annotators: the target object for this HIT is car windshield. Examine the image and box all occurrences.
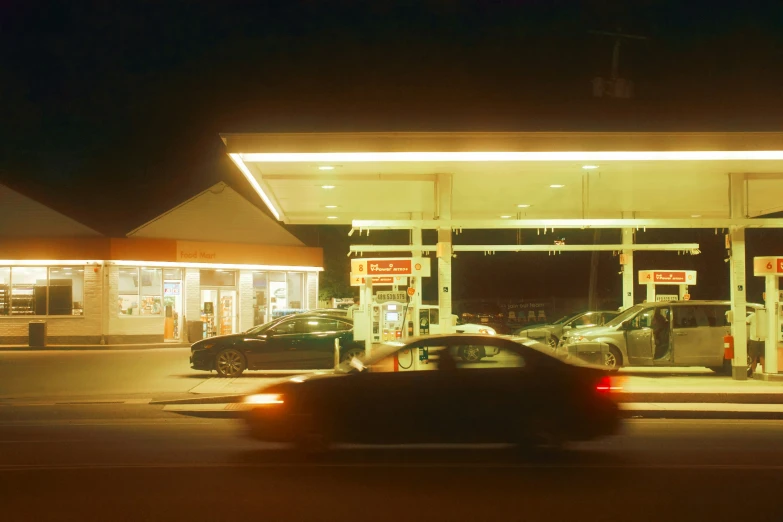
[604,304,644,327]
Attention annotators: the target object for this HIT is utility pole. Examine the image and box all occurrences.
[590,29,648,99]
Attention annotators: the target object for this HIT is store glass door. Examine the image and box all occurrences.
[163,268,182,341]
[218,290,237,336]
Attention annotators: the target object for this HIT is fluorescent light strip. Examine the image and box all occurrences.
[107,260,323,272]
[241,151,783,162]
[229,153,282,220]
[0,260,104,266]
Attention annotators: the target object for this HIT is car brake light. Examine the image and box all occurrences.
[596,375,622,393]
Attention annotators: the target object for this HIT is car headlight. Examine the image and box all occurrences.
[244,393,284,405]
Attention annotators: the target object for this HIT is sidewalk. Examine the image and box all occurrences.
[0,342,190,351]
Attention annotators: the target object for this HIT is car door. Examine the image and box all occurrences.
[293,317,344,369]
[332,341,452,444]
[445,338,530,443]
[625,307,655,365]
[245,317,305,370]
[673,304,725,366]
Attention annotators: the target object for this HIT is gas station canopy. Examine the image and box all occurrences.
[222,132,783,226]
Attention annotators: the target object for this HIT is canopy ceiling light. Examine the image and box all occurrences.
[350,218,783,231]
[239,151,783,163]
[347,244,701,255]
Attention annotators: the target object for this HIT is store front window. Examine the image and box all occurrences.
[49,267,85,316]
[119,267,163,316]
[268,272,306,319]
[0,266,85,317]
[0,268,9,316]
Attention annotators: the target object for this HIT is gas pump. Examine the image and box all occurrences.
[753,256,783,375]
[372,301,407,342]
[638,270,697,302]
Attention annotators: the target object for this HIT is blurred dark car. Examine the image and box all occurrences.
[242,334,621,451]
[190,313,364,377]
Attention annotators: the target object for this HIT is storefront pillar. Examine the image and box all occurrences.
[729,173,748,380]
[621,227,634,310]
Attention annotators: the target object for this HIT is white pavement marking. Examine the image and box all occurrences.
[621,402,783,412]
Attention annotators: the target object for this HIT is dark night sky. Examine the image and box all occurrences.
[2,0,783,304]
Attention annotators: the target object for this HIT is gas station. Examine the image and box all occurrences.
[222,131,783,380]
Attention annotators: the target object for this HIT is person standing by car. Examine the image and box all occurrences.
[652,308,670,359]
[347,296,360,319]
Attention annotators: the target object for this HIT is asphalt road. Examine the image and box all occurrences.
[2,403,783,522]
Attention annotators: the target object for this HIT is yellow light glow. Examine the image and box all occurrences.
[318,166,335,170]
[549,184,565,188]
[517,204,531,208]
[240,151,783,163]
[0,260,103,266]
[321,185,335,189]
[244,393,284,405]
[325,205,338,209]
[500,215,511,219]
[107,260,322,272]
[327,216,338,219]
[582,165,599,169]
[229,153,282,221]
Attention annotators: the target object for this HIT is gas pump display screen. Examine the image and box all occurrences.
[385,312,399,322]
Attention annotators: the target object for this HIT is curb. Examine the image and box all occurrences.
[616,393,783,405]
[621,410,783,420]
[150,394,246,405]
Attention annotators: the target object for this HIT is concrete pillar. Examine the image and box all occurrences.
[729,172,748,380]
[411,224,423,337]
[436,173,453,334]
[765,275,779,374]
[678,285,688,300]
[646,284,655,303]
[621,228,634,309]
[363,277,374,357]
[438,228,453,333]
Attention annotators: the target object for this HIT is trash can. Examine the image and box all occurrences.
[29,321,47,348]
[187,321,203,344]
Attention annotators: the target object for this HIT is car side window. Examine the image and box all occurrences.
[631,308,670,329]
[335,320,352,332]
[269,319,297,335]
[452,340,525,369]
[299,318,339,334]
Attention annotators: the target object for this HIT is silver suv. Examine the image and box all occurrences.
[557,300,762,372]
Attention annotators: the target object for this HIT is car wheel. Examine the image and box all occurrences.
[340,347,364,363]
[214,348,246,377]
[460,345,484,362]
[603,346,623,369]
[547,336,559,349]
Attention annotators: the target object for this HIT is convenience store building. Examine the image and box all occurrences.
[0,183,322,345]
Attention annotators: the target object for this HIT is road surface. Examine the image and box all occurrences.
[1,402,783,522]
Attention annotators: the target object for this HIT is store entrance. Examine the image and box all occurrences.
[201,288,238,338]
[163,268,182,341]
